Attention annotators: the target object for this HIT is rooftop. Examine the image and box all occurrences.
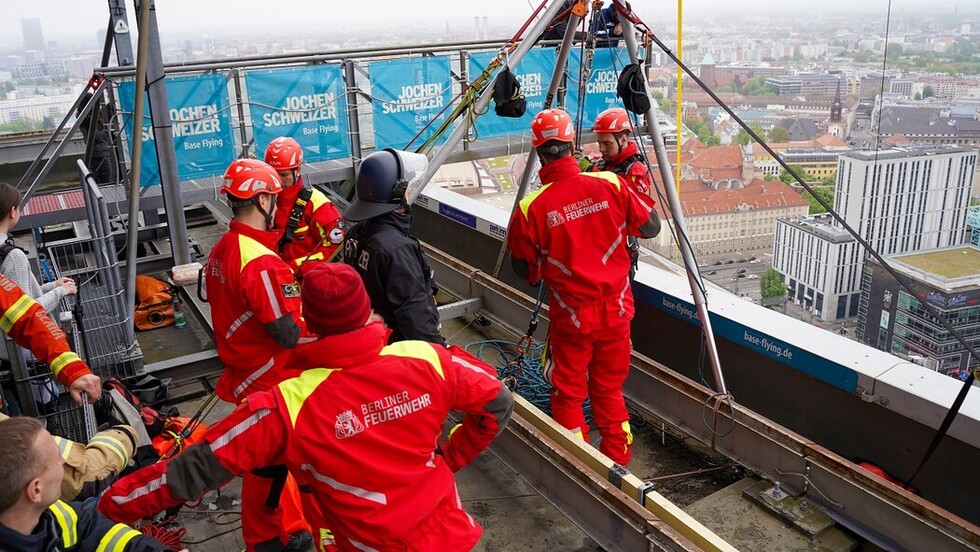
[842,145,976,162]
[891,246,980,280]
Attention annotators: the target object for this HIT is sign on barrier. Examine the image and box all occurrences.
[117,74,235,186]
[566,47,635,129]
[370,56,453,150]
[245,65,351,162]
[468,48,555,139]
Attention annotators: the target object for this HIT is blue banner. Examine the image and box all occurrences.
[245,65,350,163]
[468,48,555,139]
[566,47,635,128]
[118,74,235,186]
[370,56,453,150]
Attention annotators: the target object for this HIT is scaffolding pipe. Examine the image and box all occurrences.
[491,8,584,278]
[124,0,152,338]
[410,0,570,206]
[621,18,728,396]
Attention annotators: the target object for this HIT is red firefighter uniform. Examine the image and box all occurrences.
[596,141,654,205]
[0,273,90,389]
[507,156,657,465]
[274,180,345,268]
[206,220,306,403]
[100,321,514,552]
[205,219,311,550]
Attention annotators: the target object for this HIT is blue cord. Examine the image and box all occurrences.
[466,339,648,432]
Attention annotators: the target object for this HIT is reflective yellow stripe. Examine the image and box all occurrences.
[278,368,335,428]
[96,522,141,552]
[518,183,551,218]
[296,225,310,233]
[622,420,633,446]
[0,294,35,334]
[54,436,74,460]
[50,351,81,378]
[582,171,622,191]
[380,341,443,380]
[88,435,130,467]
[310,188,331,209]
[237,234,278,272]
[48,500,78,548]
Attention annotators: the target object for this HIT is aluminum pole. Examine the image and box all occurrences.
[491,9,583,277]
[622,18,728,396]
[408,0,571,205]
[137,0,192,266]
[124,0,152,336]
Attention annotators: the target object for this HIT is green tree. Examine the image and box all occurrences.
[734,122,766,146]
[820,176,836,186]
[854,50,873,63]
[802,186,835,214]
[743,76,776,96]
[923,85,935,98]
[764,173,776,181]
[779,164,814,184]
[705,135,721,146]
[768,126,790,143]
[760,268,787,299]
[914,91,922,100]
[41,116,55,130]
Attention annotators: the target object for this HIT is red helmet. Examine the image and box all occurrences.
[530,108,575,147]
[264,136,304,171]
[593,108,633,134]
[220,159,283,200]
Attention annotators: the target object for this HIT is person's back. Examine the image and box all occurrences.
[517,158,638,307]
[100,263,513,551]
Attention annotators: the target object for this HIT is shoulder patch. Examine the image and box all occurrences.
[281,282,301,298]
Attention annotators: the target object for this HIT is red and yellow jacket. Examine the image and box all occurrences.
[507,156,658,333]
[596,141,655,208]
[274,178,345,268]
[204,221,306,402]
[100,322,513,552]
[0,273,90,388]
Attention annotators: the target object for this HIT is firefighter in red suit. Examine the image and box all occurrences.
[101,263,514,552]
[265,137,345,269]
[591,107,656,280]
[0,273,100,406]
[507,108,660,466]
[205,158,311,552]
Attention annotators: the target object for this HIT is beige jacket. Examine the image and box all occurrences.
[0,413,137,500]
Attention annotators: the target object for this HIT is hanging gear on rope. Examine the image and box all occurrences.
[500,283,548,391]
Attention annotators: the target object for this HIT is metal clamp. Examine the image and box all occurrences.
[855,385,889,406]
[608,463,630,488]
[636,480,655,506]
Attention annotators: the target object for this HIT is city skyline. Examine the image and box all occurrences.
[2,0,978,51]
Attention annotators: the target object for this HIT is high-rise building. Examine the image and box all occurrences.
[21,18,45,52]
[857,246,980,376]
[774,146,977,321]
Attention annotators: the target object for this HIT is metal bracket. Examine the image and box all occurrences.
[607,463,630,488]
[855,385,889,406]
[636,480,655,506]
[437,297,483,321]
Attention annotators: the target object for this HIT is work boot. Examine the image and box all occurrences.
[283,530,313,552]
[255,531,313,552]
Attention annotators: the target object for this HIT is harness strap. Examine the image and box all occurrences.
[278,186,314,252]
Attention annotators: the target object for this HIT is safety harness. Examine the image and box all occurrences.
[278,186,313,253]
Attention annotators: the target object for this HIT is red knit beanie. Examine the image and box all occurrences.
[301,263,372,336]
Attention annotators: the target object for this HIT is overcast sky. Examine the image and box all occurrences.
[1,0,974,50]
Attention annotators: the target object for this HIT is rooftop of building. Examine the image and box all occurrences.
[890,246,980,281]
[877,105,980,136]
[664,177,809,216]
[780,213,856,243]
[842,145,977,161]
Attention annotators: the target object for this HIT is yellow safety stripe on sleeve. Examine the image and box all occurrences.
[518,183,551,218]
[296,225,310,233]
[237,234,278,272]
[87,435,130,467]
[278,368,335,428]
[0,294,35,334]
[379,341,444,380]
[50,351,82,379]
[96,522,142,552]
[310,188,331,208]
[54,436,74,460]
[581,171,622,191]
[48,500,78,548]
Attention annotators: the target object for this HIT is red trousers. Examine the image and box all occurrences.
[544,321,634,465]
[242,471,310,551]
